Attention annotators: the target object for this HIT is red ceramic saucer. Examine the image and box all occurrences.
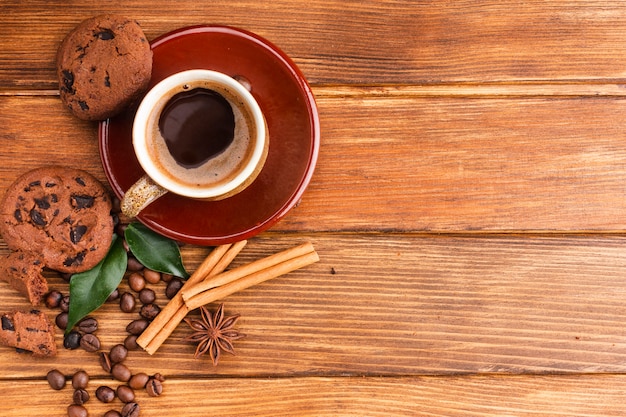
[99,25,320,245]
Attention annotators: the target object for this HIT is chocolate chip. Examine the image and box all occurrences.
[50,193,58,202]
[75,177,86,186]
[104,73,111,87]
[95,29,115,40]
[1,316,14,331]
[71,194,94,209]
[78,100,89,111]
[64,250,86,267]
[29,180,41,188]
[45,182,57,188]
[13,209,22,222]
[29,209,46,226]
[61,70,75,94]
[34,196,50,209]
[70,225,88,243]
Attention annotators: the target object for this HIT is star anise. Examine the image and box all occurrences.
[183,303,244,366]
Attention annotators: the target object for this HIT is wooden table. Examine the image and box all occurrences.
[2,1,626,415]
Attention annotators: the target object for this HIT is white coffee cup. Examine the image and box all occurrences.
[121,69,269,218]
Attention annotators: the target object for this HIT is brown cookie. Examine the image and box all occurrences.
[0,251,48,306]
[56,14,152,120]
[0,310,57,357]
[0,166,114,273]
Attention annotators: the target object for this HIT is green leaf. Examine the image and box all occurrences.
[125,222,189,279]
[66,234,127,334]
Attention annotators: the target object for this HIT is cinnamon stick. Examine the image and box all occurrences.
[137,240,247,354]
[184,248,319,311]
[181,242,316,302]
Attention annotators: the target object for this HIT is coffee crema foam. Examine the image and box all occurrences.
[145,81,257,190]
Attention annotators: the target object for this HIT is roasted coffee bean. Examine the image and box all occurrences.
[67,404,88,417]
[152,372,166,382]
[124,334,139,350]
[72,388,90,405]
[117,385,135,403]
[60,295,71,312]
[44,290,63,309]
[120,292,136,313]
[121,402,140,417]
[161,273,173,283]
[104,411,122,417]
[63,331,82,350]
[109,343,128,363]
[146,377,163,397]
[112,363,132,382]
[140,303,161,321]
[127,257,144,271]
[79,333,101,352]
[72,370,89,389]
[138,288,156,304]
[99,351,112,373]
[126,318,149,335]
[55,312,68,330]
[165,277,183,299]
[128,372,149,390]
[96,385,116,403]
[46,369,66,390]
[128,272,146,292]
[143,268,161,284]
[76,316,98,333]
[107,288,120,302]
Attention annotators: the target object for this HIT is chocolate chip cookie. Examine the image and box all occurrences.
[56,14,153,120]
[0,310,57,357]
[0,166,114,273]
[0,251,47,306]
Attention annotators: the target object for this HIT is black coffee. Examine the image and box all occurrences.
[158,88,235,168]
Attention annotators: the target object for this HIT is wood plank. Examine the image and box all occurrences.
[2,1,626,88]
[2,234,626,378]
[0,375,625,416]
[3,94,626,232]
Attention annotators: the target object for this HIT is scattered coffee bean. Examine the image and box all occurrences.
[152,372,166,382]
[96,385,116,403]
[44,290,64,309]
[109,343,128,363]
[60,294,71,312]
[72,388,90,405]
[104,411,122,417]
[143,268,161,284]
[140,303,161,321]
[126,318,149,335]
[107,288,120,302]
[46,369,66,390]
[79,333,101,352]
[128,373,149,390]
[121,402,140,417]
[161,273,173,283]
[146,377,163,397]
[120,292,136,313]
[127,257,144,271]
[138,288,156,304]
[117,385,135,403]
[128,272,146,292]
[165,277,183,299]
[63,331,82,350]
[67,404,88,417]
[99,351,112,373]
[76,316,98,333]
[112,363,132,382]
[55,312,68,330]
[71,370,89,389]
[124,334,139,350]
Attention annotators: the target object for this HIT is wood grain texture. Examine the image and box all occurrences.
[3,94,626,232]
[2,1,626,88]
[0,375,625,416]
[2,234,626,379]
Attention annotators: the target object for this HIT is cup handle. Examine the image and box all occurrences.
[121,175,168,218]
